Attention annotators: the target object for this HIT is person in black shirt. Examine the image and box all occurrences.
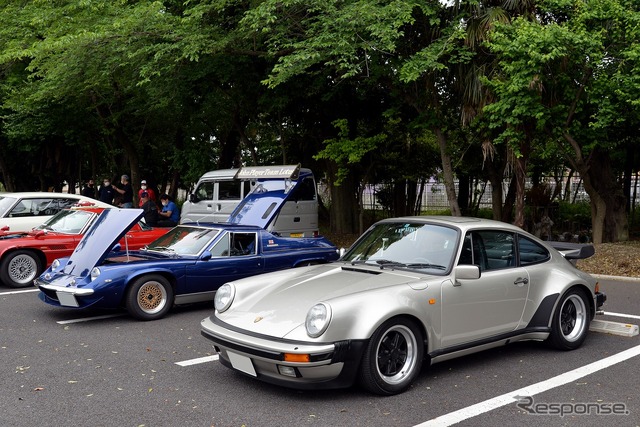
[81,179,96,199]
[140,192,159,226]
[98,178,115,205]
[113,174,134,208]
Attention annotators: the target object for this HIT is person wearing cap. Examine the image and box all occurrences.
[140,191,159,226]
[138,179,156,207]
[113,174,133,208]
[157,194,179,227]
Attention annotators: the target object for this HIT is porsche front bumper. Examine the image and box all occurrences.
[200,315,366,390]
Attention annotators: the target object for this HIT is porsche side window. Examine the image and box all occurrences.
[475,230,516,271]
[518,235,550,265]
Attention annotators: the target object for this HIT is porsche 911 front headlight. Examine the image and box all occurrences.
[215,283,235,313]
[305,303,332,338]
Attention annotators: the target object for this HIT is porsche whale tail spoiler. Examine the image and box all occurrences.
[548,241,595,260]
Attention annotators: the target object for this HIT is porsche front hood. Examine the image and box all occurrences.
[219,263,423,338]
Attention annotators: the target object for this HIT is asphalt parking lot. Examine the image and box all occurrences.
[2,277,639,427]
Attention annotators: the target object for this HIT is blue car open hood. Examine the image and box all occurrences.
[227,165,310,229]
[62,209,144,277]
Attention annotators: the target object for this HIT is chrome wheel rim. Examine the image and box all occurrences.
[8,254,38,285]
[560,294,587,342]
[137,281,167,314]
[375,324,419,385]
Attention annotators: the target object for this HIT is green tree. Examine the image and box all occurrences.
[483,0,640,242]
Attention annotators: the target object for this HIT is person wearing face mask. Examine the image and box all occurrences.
[137,179,156,207]
[157,194,180,227]
[81,179,96,199]
[98,177,115,205]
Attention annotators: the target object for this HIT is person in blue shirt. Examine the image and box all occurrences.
[157,194,179,227]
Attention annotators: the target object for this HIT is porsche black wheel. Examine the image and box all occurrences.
[548,288,590,350]
[0,250,43,288]
[125,275,174,321]
[358,318,424,395]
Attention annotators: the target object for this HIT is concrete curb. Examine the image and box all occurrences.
[591,274,640,283]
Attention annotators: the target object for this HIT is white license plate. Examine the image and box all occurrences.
[227,351,257,377]
[56,292,79,307]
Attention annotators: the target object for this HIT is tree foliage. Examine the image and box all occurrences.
[0,0,639,239]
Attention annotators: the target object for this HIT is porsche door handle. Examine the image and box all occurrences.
[514,277,529,285]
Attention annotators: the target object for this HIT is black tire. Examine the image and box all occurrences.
[358,318,424,395]
[548,288,591,350]
[125,274,174,321]
[0,250,43,288]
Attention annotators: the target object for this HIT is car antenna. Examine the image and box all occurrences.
[124,232,130,261]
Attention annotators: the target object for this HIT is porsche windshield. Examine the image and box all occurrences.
[343,222,459,273]
[146,226,221,256]
[35,209,95,234]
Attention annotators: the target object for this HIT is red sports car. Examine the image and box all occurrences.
[0,206,168,288]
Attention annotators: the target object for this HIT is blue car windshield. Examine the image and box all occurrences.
[342,222,459,272]
[145,226,221,255]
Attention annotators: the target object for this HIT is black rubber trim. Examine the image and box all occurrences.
[428,326,550,359]
[527,293,560,328]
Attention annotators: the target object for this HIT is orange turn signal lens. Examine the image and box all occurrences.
[284,353,310,363]
[595,282,600,293]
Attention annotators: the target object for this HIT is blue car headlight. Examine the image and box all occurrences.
[51,259,61,272]
[90,267,101,281]
[305,303,332,338]
[215,283,235,313]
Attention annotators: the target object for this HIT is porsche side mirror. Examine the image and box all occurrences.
[201,250,212,261]
[111,243,122,252]
[453,265,480,285]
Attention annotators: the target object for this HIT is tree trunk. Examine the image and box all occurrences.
[514,154,527,229]
[502,173,517,223]
[434,128,461,216]
[457,173,470,215]
[326,162,358,233]
[564,134,628,243]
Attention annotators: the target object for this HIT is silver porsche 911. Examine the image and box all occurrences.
[200,216,606,395]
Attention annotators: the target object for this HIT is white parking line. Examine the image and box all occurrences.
[175,355,219,366]
[56,313,126,324]
[416,343,640,427]
[0,288,39,296]
[604,311,640,320]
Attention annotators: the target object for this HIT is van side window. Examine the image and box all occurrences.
[219,180,242,200]
[291,177,316,201]
[195,182,214,201]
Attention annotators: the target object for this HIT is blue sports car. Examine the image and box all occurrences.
[35,208,339,320]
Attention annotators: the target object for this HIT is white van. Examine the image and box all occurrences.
[181,165,319,237]
[181,169,252,224]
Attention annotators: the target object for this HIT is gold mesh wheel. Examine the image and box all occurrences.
[136,281,168,314]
